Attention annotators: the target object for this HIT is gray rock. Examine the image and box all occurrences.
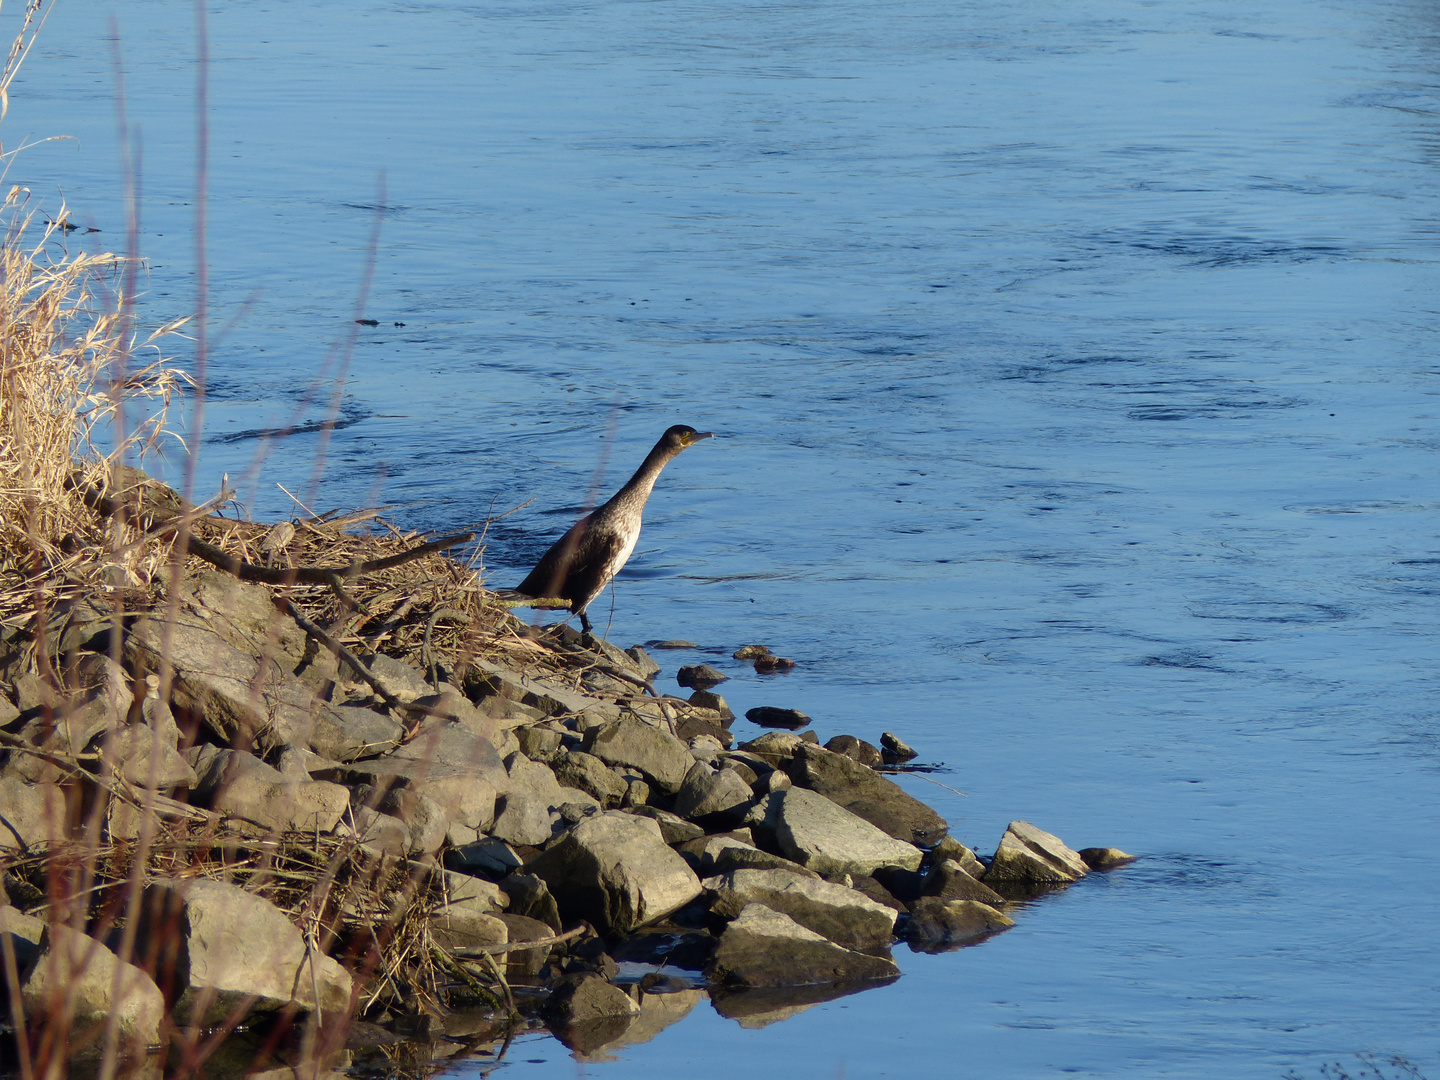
[711,843,818,879]
[0,693,18,728]
[544,972,640,1023]
[984,820,1089,896]
[504,753,567,804]
[311,705,405,763]
[349,806,409,857]
[732,644,772,660]
[585,719,693,793]
[687,733,726,763]
[648,640,697,649]
[442,870,508,911]
[1079,846,1137,870]
[922,859,1007,906]
[719,757,759,787]
[706,904,898,988]
[497,913,558,977]
[677,664,727,690]
[109,701,197,788]
[515,724,565,762]
[787,743,948,847]
[191,749,350,834]
[748,788,923,876]
[22,924,165,1053]
[823,735,883,768]
[276,745,334,778]
[428,900,508,950]
[738,731,806,761]
[490,792,558,847]
[0,905,44,976]
[378,789,450,854]
[753,654,796,673]
[552,750,629,807]
[131,878,351,1024]
[848,874,906,913]
[931,836,987,879]
[622,778,651,808]
[500,873,562,932]
[627,806,704,845]
[125,615,302,751]
[706,868,898,949]
[527,811,702,935]
[388,771,497,835]
[363,653,433,701]
[466,656,622,722]
[745,707,811,730]
[761,769,793,795]
[178,570,329,687]
[625,646,662,680]
[906,897,1014,950]
[543,973,640,1053]
[687,690,734,721]
[880,731,918,764]
[673,763,754,824]
[0,773,65,851]
[676,834,766,876]
[674,714,734,750]
[446,836,523,878]
[381,715,508,791]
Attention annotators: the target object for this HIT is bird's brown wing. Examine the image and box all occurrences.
[515,513,593,599]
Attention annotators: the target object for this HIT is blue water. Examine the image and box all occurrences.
[11,0,1440,1075]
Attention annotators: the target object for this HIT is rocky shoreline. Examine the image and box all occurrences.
[0,471,1132,1073]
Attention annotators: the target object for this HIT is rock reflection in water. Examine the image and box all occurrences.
[709,979,900,1030]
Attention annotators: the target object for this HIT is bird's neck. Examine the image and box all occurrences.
[611,442,681,508]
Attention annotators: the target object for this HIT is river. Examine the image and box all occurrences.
[10,0,1440,1075]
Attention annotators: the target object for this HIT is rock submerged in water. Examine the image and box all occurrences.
[906,897,1015,951]
[677,663,728,689]
[1080,846,1137,870]
[880,731,918,764]
[745,706,811,730]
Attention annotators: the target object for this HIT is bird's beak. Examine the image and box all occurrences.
[685,431,714,446]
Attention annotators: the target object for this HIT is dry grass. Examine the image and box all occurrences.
[0,198,188,630]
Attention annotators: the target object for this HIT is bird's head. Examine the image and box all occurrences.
[662,424,714,450]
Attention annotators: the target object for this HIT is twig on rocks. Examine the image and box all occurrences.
[183,531,475,586]
[273,596,404,713]
[421,607,471,688]
[450,924,584,956]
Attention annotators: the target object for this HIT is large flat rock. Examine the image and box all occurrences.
[527,811,702,935]
[706,868,897,949]
[706,903,898,988]
[126,614,401,760]
[787,743,948,847]
[132,878,352,1025]
[22,924,164,1054]
[585,719,693,793]
[749,788,923,876]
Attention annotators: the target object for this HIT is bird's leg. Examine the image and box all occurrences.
[578,610,593,636]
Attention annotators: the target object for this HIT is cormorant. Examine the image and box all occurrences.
[514,424,712,634]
